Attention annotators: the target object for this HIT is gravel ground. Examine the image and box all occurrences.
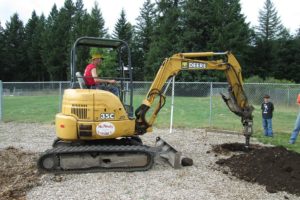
[0,122,298,200]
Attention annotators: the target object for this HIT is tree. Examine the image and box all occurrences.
[112,9,134,76]
[297,27,300,37]
[86,2,107,38]
[256,0,284,41]
[271,29,300,83]
[72,0,88,39]
[178,0,251,81]
[113,9,133,42]
[71,0,90,73]
[145,0,182,80]
[132,0,156,80]
[0,21,4,81]
[180,0,211,52]
[24,11,47,81]
[252,0,286,79]
[40,4,59,81]
[41,0,76,81]
[2,14,26,81]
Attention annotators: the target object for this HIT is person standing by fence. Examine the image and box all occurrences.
[261,94,274,137]
[289,94,300,144]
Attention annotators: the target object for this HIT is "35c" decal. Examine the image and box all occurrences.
[100,113,115,119]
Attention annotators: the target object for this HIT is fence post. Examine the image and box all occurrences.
[287,86,290,107]
[0,81,2,121]
[169,76,175,133]
[209,82,213,127]
[59,82,62,112]
[125,81,129,103]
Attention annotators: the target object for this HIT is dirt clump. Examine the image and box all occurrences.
[214,143,300,196]
[212,142,262,155]
[0,147,41,200]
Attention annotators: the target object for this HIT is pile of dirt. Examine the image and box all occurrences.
[0,147,41,200]
[214,143,300,196]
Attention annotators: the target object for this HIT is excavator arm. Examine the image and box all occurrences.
[135,52,254,147]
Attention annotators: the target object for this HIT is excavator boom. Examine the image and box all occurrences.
[135,52,254,146]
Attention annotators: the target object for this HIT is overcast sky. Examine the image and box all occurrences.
[0,0,299,34]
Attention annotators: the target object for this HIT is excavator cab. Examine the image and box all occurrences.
[70,37,134,117]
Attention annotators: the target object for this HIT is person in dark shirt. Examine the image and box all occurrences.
[261,94,274,137]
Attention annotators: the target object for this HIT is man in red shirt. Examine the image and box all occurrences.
[84,54,119,96]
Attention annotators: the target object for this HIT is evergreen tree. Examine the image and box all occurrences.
[132,0,156,80]
[112,9,134,76]
[252,0,285,79]
[207,0,250,52]
[72,0,88,39]
[41,4,60,81]
[41,1,76,81]
[256,0,284,41]
[24,11,46,81]
[272,29,300,82]
[179,0,251,81]
[0,22,4,81]
[145,0,182,80]
[57,0,76,80]
[86,2,107,38]
[180,0,211,52]
[113,9,133,42]
[71,0,90,73]
[207,0,251,81]
[36,14,48,81]
[296,27,300,37]
[2,14,26,81]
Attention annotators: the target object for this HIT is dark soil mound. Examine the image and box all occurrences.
[214,143,300,196]
[0,147,40,200]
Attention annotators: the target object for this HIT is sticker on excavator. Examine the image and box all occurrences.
[181,62,207,69]
[96,122,115,136]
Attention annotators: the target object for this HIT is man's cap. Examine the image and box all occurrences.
[92,53,104,60]
[264,94,270,99]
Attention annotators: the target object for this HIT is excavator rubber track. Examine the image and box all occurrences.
[38,145,155,173]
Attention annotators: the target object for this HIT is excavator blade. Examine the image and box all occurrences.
[155,137,193,168]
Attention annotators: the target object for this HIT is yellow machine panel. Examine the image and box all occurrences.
[56,88,136,140]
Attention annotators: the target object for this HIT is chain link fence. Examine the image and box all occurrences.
[1,81,300,132]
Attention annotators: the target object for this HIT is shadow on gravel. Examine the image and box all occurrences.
[0,147,41,200]
[213,143,300,196]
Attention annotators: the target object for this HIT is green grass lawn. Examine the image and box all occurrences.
[3,94,300,152]
[3,95,60,123]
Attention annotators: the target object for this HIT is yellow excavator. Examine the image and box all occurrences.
[38,37,254,173]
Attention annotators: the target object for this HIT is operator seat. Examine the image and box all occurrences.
[76,72,87,89]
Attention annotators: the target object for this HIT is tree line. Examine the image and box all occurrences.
[0,0,299,82]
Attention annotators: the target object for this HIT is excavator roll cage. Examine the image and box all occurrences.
[70,36,135,117]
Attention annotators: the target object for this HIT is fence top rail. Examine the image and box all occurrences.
[2,81,300,87]
[133,81,300,86]
[3,81,71,84]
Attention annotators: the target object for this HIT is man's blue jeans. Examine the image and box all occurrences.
[91,85,119,97]
[289,112,300,144]
[262,118,273,137]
